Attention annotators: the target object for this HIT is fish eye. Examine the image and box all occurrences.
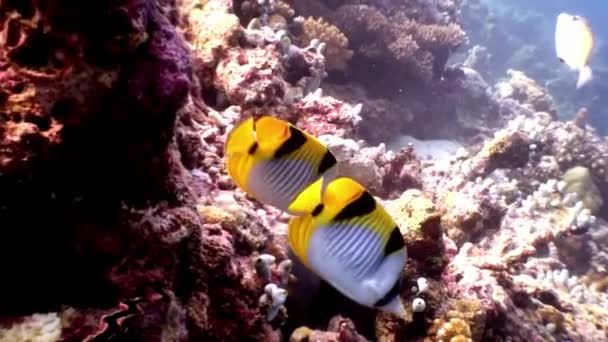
[311,204,324,216]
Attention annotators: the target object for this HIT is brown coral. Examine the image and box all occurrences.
[296,17,353,71]
[428,298,485,342]
[180,0,242,56]
[468,130,530,178]
[331,5,465,83]
[289,315,368,342]
[385,189,446,275]
[499,70,556,114]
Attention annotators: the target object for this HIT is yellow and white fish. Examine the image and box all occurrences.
[225,116,338,214]
[555,12,595,88]
[287,176,407,316]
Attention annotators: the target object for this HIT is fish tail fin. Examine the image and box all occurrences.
[577,65,593,88]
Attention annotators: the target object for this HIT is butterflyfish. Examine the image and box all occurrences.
[287,176,408,316]
[225,116,338,214]
[555,12,595,88]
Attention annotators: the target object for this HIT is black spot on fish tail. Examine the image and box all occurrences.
[274,126,307,159]
[558,57,565,63]
[384,227,405,256]
[312,204,324,216]
[374,277,401,308]
[317,149,337,174]
[248,141,258,154]
[334,191,376,221]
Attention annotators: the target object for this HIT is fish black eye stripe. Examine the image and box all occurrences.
[248,141,258,154]
[312,204,324,216]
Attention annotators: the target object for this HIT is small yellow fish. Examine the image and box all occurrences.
[225,116,338,214]
[555,12,595,88]
[287,176,407,316]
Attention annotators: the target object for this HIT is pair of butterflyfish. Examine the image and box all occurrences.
[225,116,407,316]
[555,12,595,89]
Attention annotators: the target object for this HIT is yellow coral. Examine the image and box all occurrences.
[426,298,485,342]
[441,191,483,245]
[435,318,472,342]
[561,166,603,214]
[179,0,242,55]
[297,17,353,71]
[387,189,440,237]
[289,326,313,342]
[385,189,445,273]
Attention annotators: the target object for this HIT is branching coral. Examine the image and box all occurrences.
[330,4,465,83]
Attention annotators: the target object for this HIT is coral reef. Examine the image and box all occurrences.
[330,4,466,84]
[495,69,556,115]
[2,0,608,341]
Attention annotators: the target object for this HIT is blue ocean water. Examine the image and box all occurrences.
[481,0,608,133]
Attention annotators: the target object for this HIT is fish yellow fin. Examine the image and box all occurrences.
[225,117,255,157]
[288,215,315,267]
[226,152,248,190]
[324,177,366,212]
[255,116,291,151]
[288,177,324,215]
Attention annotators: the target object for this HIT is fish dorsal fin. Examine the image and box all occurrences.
[225,117,255,157]
[288,177,324,215]
[254,116,291,153]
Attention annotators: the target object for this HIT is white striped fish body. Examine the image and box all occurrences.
[304,219,407,313]
[247,155,325,213]
[287,177,408,316]
[225,116,338,214]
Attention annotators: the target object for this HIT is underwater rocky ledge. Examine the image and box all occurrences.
[1,0,608,341]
